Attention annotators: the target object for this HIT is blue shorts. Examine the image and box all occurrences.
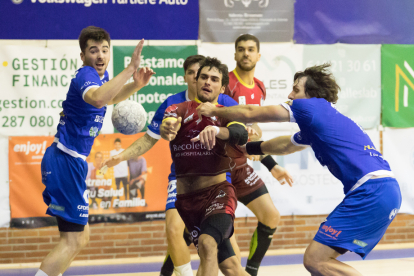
[314,177,402,259]
[165,172,232,211]
[41,143,89,225]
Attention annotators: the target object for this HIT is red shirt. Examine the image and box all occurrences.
[163,101,239,178]
[224,70,266,168]
[224,70,266,106]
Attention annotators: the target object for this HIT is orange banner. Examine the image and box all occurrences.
[9,134,171,228]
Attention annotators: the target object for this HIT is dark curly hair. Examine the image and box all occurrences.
[294,63,340,103]
[79,26,111,53]
[196,57,229,87]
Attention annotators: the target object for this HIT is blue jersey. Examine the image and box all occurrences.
[283,98,393,194]
[55,66,109,159]
[147,90,238,181]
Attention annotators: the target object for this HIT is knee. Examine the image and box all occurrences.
[258,208,280,229]
[65,230,89,253]
[303,250,320,273]
[198,235,217,259]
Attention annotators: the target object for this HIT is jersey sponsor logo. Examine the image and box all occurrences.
[167,181,177,193]
[151,121,159,128]
[94,115,104,123]
[172,141,207,152]
[251,93,254,99]
[353,239,367,248]
[77,205,89,211]
[79,213,89,218]
[89,126,99,137]
[81,81,99,91]
[205,202,224,216]
[320,225,342,238]
[389,208,399,220]
[184,113,194,124]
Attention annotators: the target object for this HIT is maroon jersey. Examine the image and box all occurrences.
[224,70,266,106]
[163,101,239,178]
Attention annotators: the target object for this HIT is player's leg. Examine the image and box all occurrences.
[160,179,192,276]
[197,233,219,276]
[304,240,362,276]
[307,177,401,276]
[219,238,249,276]
[36,220,90,276]
[165,209,192,275]
[236,167,279,276]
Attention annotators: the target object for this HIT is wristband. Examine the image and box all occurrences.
[261,155,278,171]
[246,141,264,155]
[212,126,220,136]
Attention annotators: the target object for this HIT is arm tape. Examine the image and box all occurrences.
[260,155,278,171]
[228,124,248,146]
[245,141,264,155]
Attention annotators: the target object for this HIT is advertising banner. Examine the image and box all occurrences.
[199,0,294,42]
[382,44,414,128]
[1,0,198,40]
[113,45,197,131]
[0,136,10,227]
[0,44,84,136]
[303,44,381,129]
[236,129,381,217]
[9,133,171,228]
[199,43,380,130]
[383,128,414,214]
[294,0,414,44]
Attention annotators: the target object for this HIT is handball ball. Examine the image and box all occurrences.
[112,100,147,135]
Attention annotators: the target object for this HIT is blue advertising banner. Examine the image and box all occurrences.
[294,0,414,44]
[0,0,198,40]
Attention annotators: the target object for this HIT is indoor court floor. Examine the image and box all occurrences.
[1,243,413,276]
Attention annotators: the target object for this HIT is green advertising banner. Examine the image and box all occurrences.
[113,45,197,132]
[382,45,414,127]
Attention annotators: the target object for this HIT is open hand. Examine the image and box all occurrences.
[270,165,294,187]
[133,66,155,88]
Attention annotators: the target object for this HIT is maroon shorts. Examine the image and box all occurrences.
[175,181,237,247]
[232,164,265,199]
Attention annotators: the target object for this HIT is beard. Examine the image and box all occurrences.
[237,60,256,72]
[197,92,210,103]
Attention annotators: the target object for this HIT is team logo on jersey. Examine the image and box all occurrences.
[353,239,367,248]
[184,113,194,124]
[151,121,158,128]
[89,126,99,137]
[389,208,399,220]
[238,96,246,105]
[251,93,254,99]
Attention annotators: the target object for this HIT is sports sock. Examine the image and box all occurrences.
[173,262,193,276]
[160,253,174,276]
[34,269,48,276]
[245,222,276,276]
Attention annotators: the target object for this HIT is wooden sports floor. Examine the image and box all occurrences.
[1,243,413,276]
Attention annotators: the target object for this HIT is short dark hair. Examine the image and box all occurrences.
[235,34,260,52]
[294,63,340,103]
[114,138,121,144]
[196,57,229,87]
[79,26,111,53]
[183,55,205,73]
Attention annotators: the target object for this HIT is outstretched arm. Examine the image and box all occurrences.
[197,102,290,124]
[84,39,147,108]
[108,66,155,105]
[257,135,306,155]
[102,133,158,168]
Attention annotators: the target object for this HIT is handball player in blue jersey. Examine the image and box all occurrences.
[37,26,154,276]
[103,55,243,276]
[197,63,401,276]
